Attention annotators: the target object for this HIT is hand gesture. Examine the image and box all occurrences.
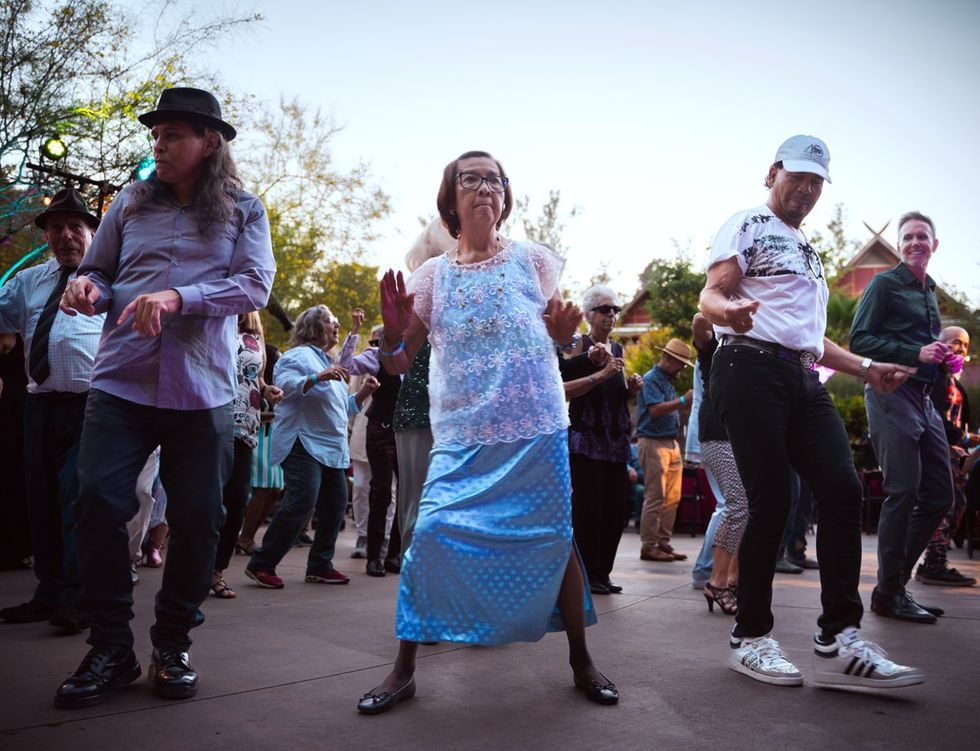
[543,299,582,346]
[918,341,950,364]
[317,365,350,384]
[379,270,414,342]
[117,290,183,337]
[682,388,694,406]
[262,384,284,406]
[597,356,624,383]
[357,374,380,402]
[351,307,365,334]
[60,275,101,316]
[588,343,611,366]
[866,362,915,395]
[627,373,643,396]
[723,298,761,334]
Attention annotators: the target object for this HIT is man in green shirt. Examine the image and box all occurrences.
[850,211,954,623]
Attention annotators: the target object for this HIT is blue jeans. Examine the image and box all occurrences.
[692,465,726,584]
[250,440,348,575]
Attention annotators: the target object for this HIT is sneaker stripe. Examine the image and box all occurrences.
[845,657,859,675]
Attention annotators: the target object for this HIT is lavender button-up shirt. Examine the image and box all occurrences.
[78,183,276,410]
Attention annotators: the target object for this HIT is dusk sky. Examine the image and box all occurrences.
[202,0,978,303]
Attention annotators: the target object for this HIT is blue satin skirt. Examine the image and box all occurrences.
[395,429,597,645]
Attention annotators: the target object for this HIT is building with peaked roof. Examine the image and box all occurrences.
[834,222,900,297]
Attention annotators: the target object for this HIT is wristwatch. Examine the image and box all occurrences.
[858,357,873,382]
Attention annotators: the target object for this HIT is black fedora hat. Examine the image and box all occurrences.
[138,87,237,141]
[34,188,100,230]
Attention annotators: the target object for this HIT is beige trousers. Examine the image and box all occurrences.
[638,437,682,554]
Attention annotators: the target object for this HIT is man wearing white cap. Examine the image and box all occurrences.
[699,135,924,689]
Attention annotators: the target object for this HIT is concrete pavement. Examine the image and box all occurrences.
[1,525,977,750]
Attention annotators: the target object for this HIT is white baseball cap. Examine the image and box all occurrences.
[774,135,831,183]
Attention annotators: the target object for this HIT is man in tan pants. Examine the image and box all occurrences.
[636,339,694,561]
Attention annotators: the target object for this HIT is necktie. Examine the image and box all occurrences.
[28,266,74,386]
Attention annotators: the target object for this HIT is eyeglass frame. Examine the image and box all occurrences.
[801,243,824,280]
[456,171,509,193]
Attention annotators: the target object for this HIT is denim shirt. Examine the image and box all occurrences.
[636,365,678,439]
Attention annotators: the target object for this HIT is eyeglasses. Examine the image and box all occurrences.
[801,244,824,280]
[368,339,381,347]
[456,172,509,193]
[591,305,622,316]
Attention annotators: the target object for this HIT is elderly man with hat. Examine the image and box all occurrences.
[0,189,104,631]
[55,87,275,709]
[700,135,923,690]
[636,336,695,563]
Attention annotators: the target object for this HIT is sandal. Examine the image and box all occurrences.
[211,573,237,599]
[703,582,737,615]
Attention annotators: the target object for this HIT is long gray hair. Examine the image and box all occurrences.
[125,126,242,237]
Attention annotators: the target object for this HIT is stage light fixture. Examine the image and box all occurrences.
[41,136,67,160]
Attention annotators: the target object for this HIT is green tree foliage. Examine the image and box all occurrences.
[240,99,391,340]
[825,290,859,346]
[640,248,704,341]
[808,203,859,282]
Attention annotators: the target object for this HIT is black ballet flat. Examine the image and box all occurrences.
[574,673,619,705]
[357,677,416,715]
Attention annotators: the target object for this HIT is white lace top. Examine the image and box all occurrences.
[408,240,570,447]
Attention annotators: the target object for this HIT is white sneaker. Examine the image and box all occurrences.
[729,633,803,686]
[812,627,924,689]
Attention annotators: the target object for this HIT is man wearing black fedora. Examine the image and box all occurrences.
[56,87,275,709]
[0,189,104,632]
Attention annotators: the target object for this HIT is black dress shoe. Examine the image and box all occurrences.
[384,557,402,574]
[54,646,141,709]
[573,672,619,705]
[905,593,944,617]
[1,600,57,623]
[49,607,92,632]
[150,647,199,699]
[603,580,624,594]
[870,587,937,623]
[366,559,386,577]
[357,677,416,714]
[589,582,610,595]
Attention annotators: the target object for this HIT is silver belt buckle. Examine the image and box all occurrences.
[799,351,817,370]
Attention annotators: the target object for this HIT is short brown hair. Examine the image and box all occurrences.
[897,211,936,240]
[436,150,513,239]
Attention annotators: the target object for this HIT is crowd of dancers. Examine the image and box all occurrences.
[1,86,976,714]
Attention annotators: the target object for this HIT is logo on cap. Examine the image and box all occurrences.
[804,143,824,158]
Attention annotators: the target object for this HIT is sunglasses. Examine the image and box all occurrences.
[591,305,622,315]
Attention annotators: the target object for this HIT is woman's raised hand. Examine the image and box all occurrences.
[379,269,414,342]
[543,299,582,346]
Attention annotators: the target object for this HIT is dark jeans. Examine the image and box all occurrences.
[250,439,347,575]
[366,418,400,562]
[865,383,953,594]
[215,438,253,572]
[23,392,87,607]
[711,345,863,639]
[75,390,232,650]
[778,473,813,558]
[570,453,629,583]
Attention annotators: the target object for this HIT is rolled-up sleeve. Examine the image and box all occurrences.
[175,197,276,317]
[0,272,27,333]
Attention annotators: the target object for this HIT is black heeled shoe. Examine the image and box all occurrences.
[574,672,619,705]
[703,583,737,615]
[357,677,416,714]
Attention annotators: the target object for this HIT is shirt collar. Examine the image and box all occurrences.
[894,262,935,290]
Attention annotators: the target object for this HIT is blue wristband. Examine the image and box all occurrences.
[310,372,318,384]
[381,339,405,356]
[679,394,686,406]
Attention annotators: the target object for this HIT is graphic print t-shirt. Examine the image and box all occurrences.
[707,205,829,359]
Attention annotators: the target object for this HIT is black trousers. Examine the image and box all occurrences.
[22,392,87,607]
[366,418,400,562]
[215,438,254,572]
[710,345,863,639]
[76,390,232,650]
[570,453,629,584]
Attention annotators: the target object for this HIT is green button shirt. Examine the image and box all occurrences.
[850,262,941,384]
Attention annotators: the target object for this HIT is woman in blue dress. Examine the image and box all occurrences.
[357,151,617,714]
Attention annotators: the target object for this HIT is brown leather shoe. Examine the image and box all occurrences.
[640,550,674,562]
[659,544,687,561]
